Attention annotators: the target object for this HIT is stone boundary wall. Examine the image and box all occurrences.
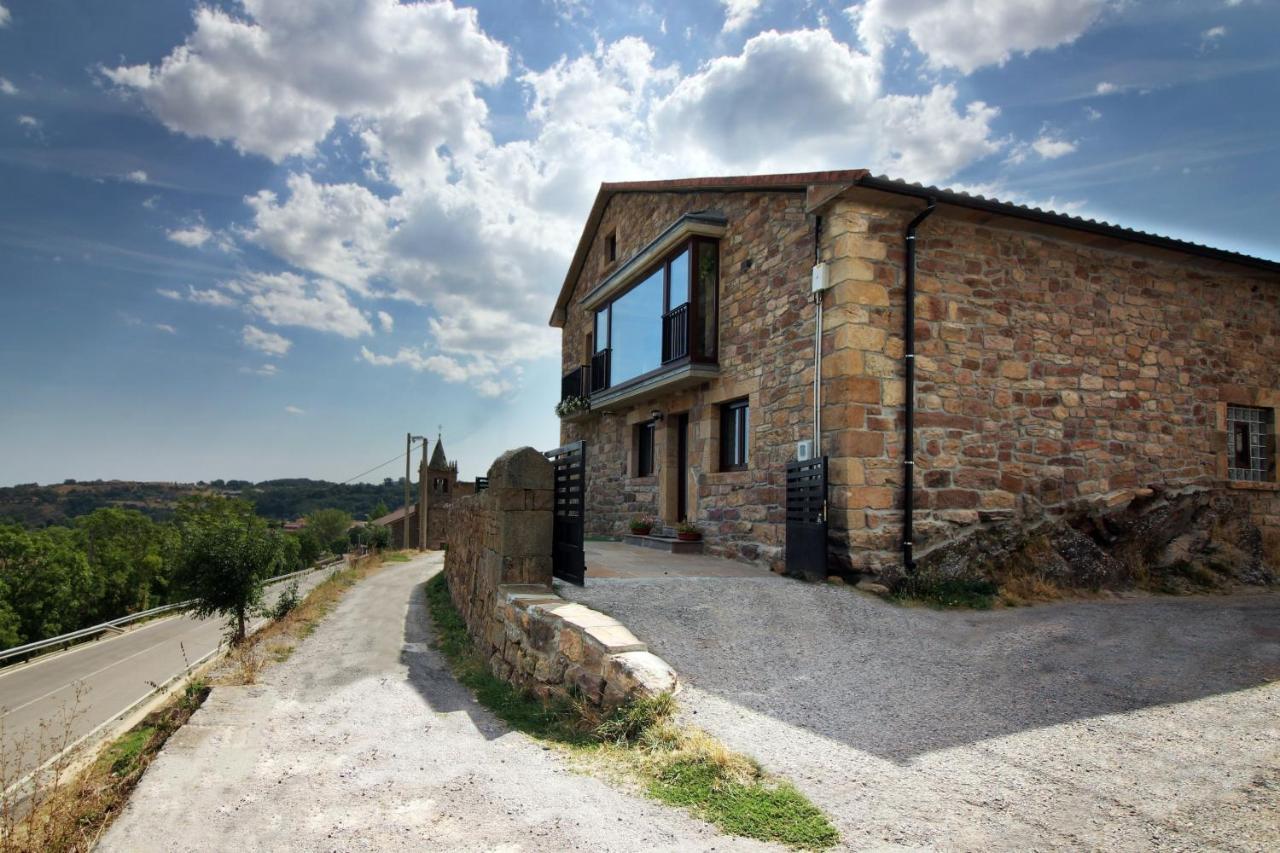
[443,447,677,713]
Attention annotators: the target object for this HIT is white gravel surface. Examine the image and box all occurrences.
[563,575,1280,851]
[101,554,775,852]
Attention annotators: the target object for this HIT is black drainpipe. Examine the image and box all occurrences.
[903,199,936,574]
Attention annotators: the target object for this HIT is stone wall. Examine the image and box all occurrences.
[819,193,1280,575]
[560,190,817,568]
[443,447,677,712]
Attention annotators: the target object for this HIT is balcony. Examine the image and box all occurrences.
[558,364,593,421]
[662,303,689,363]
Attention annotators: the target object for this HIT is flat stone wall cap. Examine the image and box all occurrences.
[541,601,623,630]
[612,651,679,696]
[488,446,553,491]
[500,584,558,601]
[585,623,647,654]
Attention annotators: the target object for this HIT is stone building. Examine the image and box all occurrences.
[374,435,477,550]
[550,170,1280,579]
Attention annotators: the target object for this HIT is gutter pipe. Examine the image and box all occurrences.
[813,214,823,456]
[902,199,936,574]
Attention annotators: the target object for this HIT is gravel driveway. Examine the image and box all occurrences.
[101,555,774,852]
[564,575,1280,851]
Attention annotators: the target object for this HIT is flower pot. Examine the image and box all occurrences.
[630,526,652,536]
[677,532,701,541]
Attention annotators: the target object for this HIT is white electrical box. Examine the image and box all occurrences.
[796,440,814,461]
[810,262,830,293]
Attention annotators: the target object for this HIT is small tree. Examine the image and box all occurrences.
[369,501,390,522]
[305,508,353,554]
[174,497,284,643]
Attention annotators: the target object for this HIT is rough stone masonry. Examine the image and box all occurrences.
[444,447,676,712]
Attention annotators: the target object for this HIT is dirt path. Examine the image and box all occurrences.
[100,554,771,852]
[565,574,1280,851]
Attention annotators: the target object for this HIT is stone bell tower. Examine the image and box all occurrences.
[419,433,458,549]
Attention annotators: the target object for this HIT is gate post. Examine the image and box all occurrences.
[487,447,555,586]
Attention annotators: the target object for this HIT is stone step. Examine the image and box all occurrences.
[621,533,704,555]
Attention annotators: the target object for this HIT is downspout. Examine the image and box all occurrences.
[902,199,936,574]
[813,214,824,456]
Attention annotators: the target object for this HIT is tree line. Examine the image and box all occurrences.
[0,499,390,650]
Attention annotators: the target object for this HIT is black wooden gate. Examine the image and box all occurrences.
[545,440,586,586]
[785,457,828,581]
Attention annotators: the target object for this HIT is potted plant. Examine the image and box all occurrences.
[555,395,590,418]
[629,516,654,536]
[675,521,702,541]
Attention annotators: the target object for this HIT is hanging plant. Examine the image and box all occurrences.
[555,395,590,417]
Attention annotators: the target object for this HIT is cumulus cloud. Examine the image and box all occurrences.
[158,284,238,307]
[242,324,292,356]
[377,310,393,332]
[154,323,177,334]
[284,405,305,415]
[721,0,763,32]
[1008,129,1078,164]
[17,115,39,128]
[1200,25,1227,52]
[850,0,1108,74]
[1095,81,1118,94]
[166,223,212,248]
[358,346,515,398]
[125,169,148,183]
[0,4,10,28]
[0,77,16,96]
[101,0,507,163]
[229,271,373,338]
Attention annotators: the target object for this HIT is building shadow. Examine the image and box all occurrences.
[564,576,1280,763]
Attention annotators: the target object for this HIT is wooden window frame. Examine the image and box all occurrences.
[635,421,657,478]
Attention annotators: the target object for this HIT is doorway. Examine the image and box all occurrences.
[676,413,689,522]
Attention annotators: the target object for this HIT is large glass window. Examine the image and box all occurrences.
[667,249,689,309]
[609,267,664,385]
[594,309,608,352]
[719,398,749,471]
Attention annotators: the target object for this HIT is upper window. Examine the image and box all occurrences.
[605,230,617,262]
[590,237,718,392]
[636,421,656,477]
[1228,405,1275,482]
[719,399,749,471]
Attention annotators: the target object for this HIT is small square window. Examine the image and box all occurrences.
[636,421,656,477]
[719,399,749,471]
[1227,405,1275,482]
[605,230,617,262]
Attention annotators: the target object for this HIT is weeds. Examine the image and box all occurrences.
[891,573,998,609]
[424,572,839,850]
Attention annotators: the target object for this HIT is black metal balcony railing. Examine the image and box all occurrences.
[590,349,611,394]
[560,365,589,401]
[662,302,689,363]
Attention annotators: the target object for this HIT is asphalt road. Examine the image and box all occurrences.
[1,568,333,788]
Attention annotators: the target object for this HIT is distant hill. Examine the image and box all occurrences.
[0,478,413,527]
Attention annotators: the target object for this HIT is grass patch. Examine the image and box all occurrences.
[890,573,998,609]
[423,572,838,850]
[382,551,413,563]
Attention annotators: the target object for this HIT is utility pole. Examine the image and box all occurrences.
[419,437,430,551]
[404,432,411,549]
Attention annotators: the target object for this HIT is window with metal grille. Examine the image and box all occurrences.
[636,421,656,477]
[1227,405,1275,482]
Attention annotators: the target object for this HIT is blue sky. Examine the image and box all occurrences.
[0,0,1277,486]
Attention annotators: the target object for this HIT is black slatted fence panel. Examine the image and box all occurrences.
[545,440,586,586]
[786,457,828,582]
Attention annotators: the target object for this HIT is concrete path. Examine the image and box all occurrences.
[586,540,773,579]
[565,571,1280,851]
[101,553,773,852]
[1,568,331,787]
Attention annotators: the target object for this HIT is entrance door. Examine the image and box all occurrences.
[544,440,586,586]
[676,413,689,521]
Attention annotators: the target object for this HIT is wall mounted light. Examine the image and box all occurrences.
[650,409,664,422]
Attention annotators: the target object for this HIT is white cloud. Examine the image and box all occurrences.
[157,284,237,307]
[230,271,373,338]
[1008,129,1078,164]
[242,324,292,356]
[0,77,16,96]
[157,288,182,300]
[142,195,159,209]
[850,0,1109,74]
[154,323,177,334]
[1095,81,1118,94]
[358,346,515,398]
[166,223,212,248]
[17,114,39,128]
[721,0,763,32]
[240,363,279,377]
[125,169,148,183]
[377,310,393,333]
[1200,25,1227,51]
[284,405,305,416]
[1084,106,1102,121]
[0,4,9,28]
[102,0,507,163]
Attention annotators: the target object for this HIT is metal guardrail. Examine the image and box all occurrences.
[0,556,346,665]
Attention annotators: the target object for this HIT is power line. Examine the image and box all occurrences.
[339,439,426,485]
